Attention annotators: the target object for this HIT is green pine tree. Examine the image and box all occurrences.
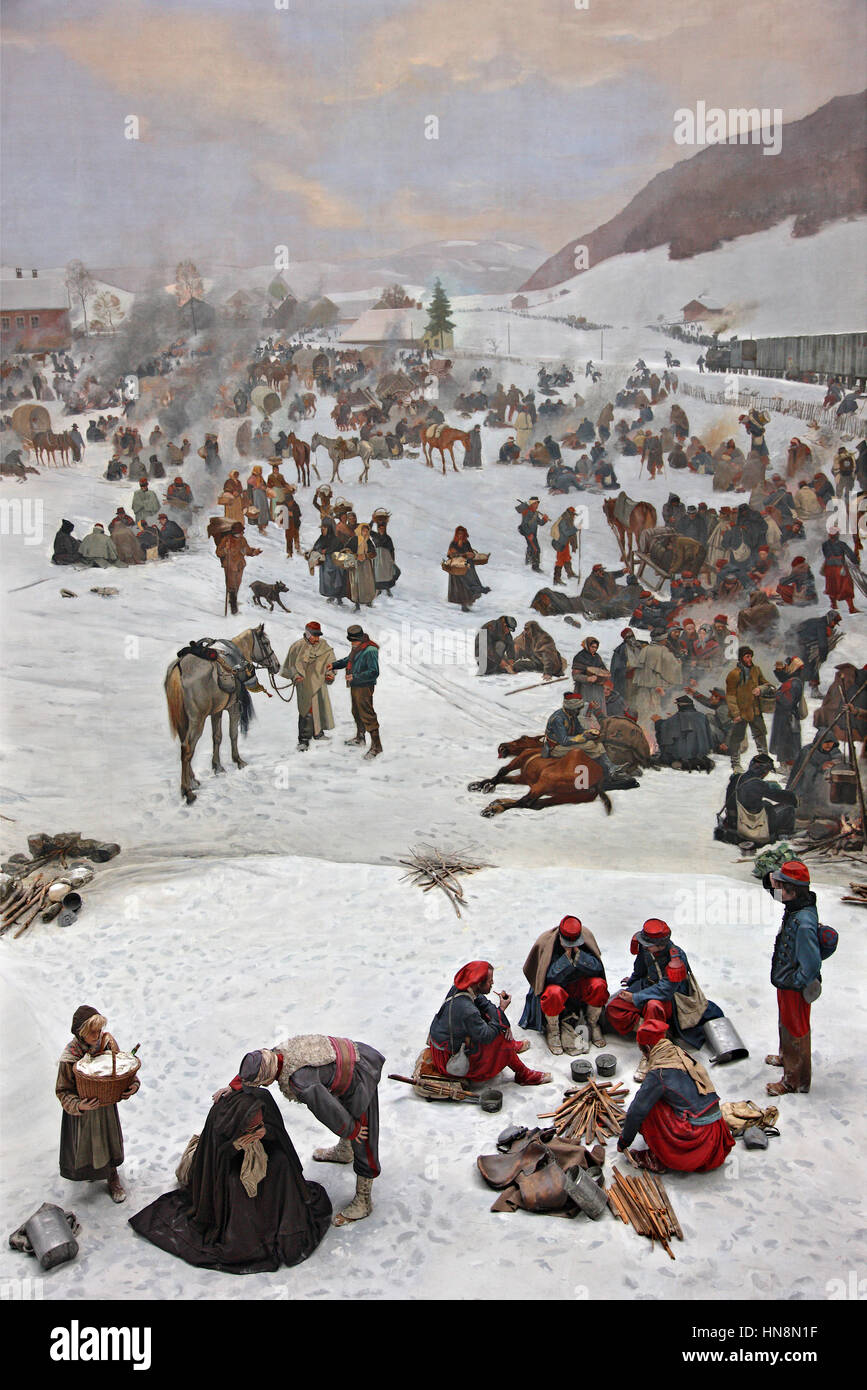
[425,279,455,348]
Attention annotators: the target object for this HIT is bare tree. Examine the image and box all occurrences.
[65,260,96,335]
[91,289,124,333]
[174,260,204,333]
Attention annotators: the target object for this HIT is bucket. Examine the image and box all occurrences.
[829,768,857,805]
[571,1058,593,1083]
[595,1053,617,1077]
[564,1164,608,1220]
[704,1015,749,1065]
[480,1088,503,1114]
[24,1203,79,1271]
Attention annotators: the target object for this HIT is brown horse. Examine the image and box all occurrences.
[603,493,657,564]
[285,431,317,486]
[29,431,81,466]
[467,734,611,817]
[422,425,472,474]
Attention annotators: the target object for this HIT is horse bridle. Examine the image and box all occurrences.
[251,627,296,703]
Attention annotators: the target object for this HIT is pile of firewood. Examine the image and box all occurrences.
[841,881,867,908]
[1,873,59,939]
[538,1079,629,1145]
[398,846,490,919]
[607,1168,683,1260]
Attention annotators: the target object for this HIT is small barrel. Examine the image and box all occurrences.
[571,1058,593,1083]
[595,1053,617,1077]
[480,1088,503,1113]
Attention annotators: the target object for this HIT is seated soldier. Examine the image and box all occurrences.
[653,694,715,772]
[542,691,624,787]
[606,918,723,1070]
[157,513,187,556]
[616,1004,734,1173]
[716,752,798,846]
[777,556,817,606]
[519,915,608,1055]
[428,961,551,1087]
[475,615,517,674]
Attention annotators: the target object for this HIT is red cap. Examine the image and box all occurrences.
[714,614,728,624]
[564,692,583,703]
[620,627,634,638]
[771,860,810,887]
[792,555,806,566]
[454,960,492,992]
[558,915,583,942]
[305,621,322,634]
[636,1001,669,1049]
[636,918,671,947]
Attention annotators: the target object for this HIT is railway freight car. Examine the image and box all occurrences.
[707,331,866,387]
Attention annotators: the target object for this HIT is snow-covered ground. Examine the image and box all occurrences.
[1,332,865,1300]
[455,217,867,338]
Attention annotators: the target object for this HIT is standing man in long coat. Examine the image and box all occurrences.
[770,656,806,768]
[629,628,682,745]
[281,621,336,751]
[516,497,549,573]
[551,505,579,585]
[214,520,261,615]
[762,860,828,1096]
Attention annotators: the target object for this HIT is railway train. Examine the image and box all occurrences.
[704,331,866,388]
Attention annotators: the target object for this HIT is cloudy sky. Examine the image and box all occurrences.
[2,0,864,271]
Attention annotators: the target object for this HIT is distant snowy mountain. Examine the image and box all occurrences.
[522,91,867,292]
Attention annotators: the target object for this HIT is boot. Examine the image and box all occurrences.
[544,1015,564,1056]
[633,1054,649,1084]
[586,1005,605,1048]
[553,566,564,586]
[333,1175,374,1226]
[564,562,576,579]
[313,1137,353,1164]
[345,731,366,746]
[107,1169,127,1204]
[364,732,383,759]
[767,1026,811,1095]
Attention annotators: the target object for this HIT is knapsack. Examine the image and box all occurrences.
[817,924,838,960]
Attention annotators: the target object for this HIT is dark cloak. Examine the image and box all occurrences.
[128,1088,331,1274]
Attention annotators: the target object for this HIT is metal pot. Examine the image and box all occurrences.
[58,891,83,929]
[564,1164,608,1220]
[480,1088,503,1113]
[595,1053,617,1077]
[571,1058,593,1083]
[703,1015,749,1065]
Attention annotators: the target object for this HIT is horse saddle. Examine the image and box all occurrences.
[177,637,219,662]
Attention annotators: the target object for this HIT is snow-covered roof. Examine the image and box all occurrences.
[0,277,68,311]
[338,307,429,343]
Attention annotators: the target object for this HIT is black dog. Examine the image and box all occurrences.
[249,580,291,612]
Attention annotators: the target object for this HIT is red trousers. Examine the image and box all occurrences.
[606,992,672,1036]
[641,1101,734,1172]
[540,976,609,1017]
[824,565,854,604]
[428,1034,527,1083]
[555,545,573,567]
[777,987,811,1039]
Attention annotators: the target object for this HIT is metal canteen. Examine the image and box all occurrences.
[24,1203,79,1270]
[703,1015,749,1065]
[564,1164,608,1220]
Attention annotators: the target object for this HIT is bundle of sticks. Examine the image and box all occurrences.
[841,880,867,908]
[793,816,864,864]
[1,873,55,939]
[398,846,489,919]
[538,1079,629,1145]
[607,1168,683,1260]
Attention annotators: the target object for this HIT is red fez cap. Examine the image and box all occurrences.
[792,555,806,566]
[305,621,322,634]
[558,915,583,941]
[636,918,671,947]
[454,960,492,991]
[592,563,604,572]
[636,1001,669,1049]
[564,692,583,703]
[714,614,728,624]
[620,627,634,638]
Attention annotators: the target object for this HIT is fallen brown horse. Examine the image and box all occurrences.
[467,734,611,817]
[603,493,657,564]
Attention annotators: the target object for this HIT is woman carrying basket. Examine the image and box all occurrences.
[55,1005,139,1204]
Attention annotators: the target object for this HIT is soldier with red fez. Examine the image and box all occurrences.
[616,1004,735,1174]
[777,555,817,606]
[821,530,859,614]
[428,961,552,1087]
[519,916,608,1055]
[606,919,723,1058]
[516,497,550,573]
[217,1034,385,1227]
[763,860,832,1097]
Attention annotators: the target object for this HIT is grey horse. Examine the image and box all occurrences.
[164,625,279,803]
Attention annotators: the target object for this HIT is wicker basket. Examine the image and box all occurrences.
[333,549,357,570]
[473,551,490,566]
[74,1051,140,1107]
[442,557,468,574]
